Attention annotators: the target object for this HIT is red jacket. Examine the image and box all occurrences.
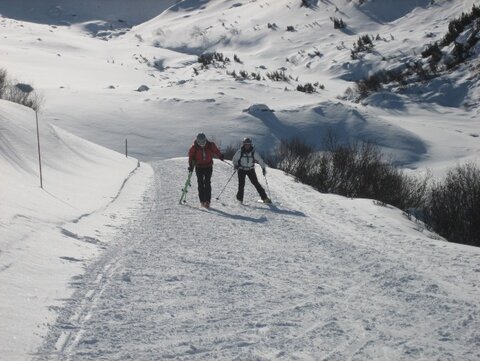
[188,141,223,168]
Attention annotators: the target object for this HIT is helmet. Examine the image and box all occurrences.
[196,133,207,146]
[243,137,252,145]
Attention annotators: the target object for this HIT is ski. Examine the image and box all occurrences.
[179,170,194,204]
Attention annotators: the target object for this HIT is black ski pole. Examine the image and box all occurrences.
[264,173,271,199]
[221,159,234,167]
[216,169,237,200]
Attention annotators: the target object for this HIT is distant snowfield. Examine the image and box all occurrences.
[1,0,480,360]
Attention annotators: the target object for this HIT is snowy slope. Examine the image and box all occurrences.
[0,0,478,169]
[0,99,153,360]
[34,159,480,361]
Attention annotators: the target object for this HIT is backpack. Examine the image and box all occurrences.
[238,146,255,168]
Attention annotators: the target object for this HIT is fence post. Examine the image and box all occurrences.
[35,111,43,189]
[125,138,128,158]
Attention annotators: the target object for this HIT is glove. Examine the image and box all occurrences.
[262,168,266,176]
[219,154,225,161]
[234,165,239,170]
[188,165,193,172]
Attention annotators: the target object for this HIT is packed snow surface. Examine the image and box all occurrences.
[35,160,480,360]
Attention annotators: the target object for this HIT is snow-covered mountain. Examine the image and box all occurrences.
[1,0,478,167]
[1,0,479,360]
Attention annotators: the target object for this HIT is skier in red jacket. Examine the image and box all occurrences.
[188,133,224,208]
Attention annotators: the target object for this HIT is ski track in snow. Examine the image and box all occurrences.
[35,159,480,361]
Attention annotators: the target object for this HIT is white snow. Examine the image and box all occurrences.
[34,160,480,360]
[0,100,153,360]
[1,0,479,359]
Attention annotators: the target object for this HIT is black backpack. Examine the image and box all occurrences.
[238,146,255,167]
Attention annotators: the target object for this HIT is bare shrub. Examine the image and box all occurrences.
[0,69,42,111]
[0,68,7,98]
[272,136,428,211]
[222,142,242,160]
[425,163,480,246]
[275,137,314,175]
[3,84,42,111]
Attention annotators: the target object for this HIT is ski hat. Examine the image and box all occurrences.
[196,133,207,146]
[243,137,252,145]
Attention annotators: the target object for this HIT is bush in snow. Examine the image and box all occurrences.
[441,4,480,47]
[351,34,374,59]
[222,142,242,160]
[266,70,289,82]
[197,52,230,68]
[331,17,346,29]
[267,23,278,30]
[297,83,315,93]
[421,42,442,61]
[286,26,296,32]
[421,42,443,70]
[0,68,42,111]
[233,54,243,64]
[239,70,249,79]
[227,70,262,81]
[354,73,384,98]
[297,82,324,93]
[420,5,480,71]
[271,136,428,212]
[0,68,7,98]
[424,163,480,247]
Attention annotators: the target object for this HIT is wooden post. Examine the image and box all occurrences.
[125,138,128,158]
[35,111,43,189]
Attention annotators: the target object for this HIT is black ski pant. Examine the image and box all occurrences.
[236,168,267,202]
[195,166,213,203]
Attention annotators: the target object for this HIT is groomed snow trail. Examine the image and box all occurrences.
[36,159,480,361]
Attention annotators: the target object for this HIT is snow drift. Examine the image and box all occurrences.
[0,99,152,360]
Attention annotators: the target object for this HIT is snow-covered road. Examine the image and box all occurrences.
[36,159,480,361]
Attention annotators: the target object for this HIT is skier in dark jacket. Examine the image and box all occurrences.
[188,133,224,208]
[232,137,271,204]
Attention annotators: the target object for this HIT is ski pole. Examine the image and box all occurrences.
[216,169,237,200]
[221,159,234,167]
[264,173,271,199]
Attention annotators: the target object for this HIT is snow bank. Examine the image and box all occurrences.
[0,99,153,360]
